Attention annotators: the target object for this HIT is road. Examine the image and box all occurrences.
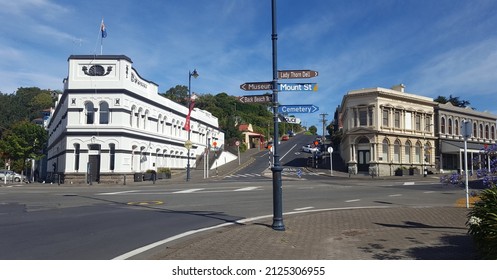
[0,134,465,260]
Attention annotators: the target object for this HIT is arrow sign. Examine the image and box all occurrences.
[240,82,273,91]
[278,70,318,79]
[278,105,319,114]
[238,95,272,103]
[278,83,318,91]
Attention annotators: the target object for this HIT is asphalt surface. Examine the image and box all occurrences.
[2,147,479,260]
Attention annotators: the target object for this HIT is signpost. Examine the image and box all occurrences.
[462,120,472,208]
[235,141,240,165]
[240,82,273,91]
[238,95,272,103]
[278,105,319,114]
[278,70,318,79]
[278,83,318,92]
[328,147,334,176]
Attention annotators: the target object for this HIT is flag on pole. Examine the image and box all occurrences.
[184,98,196,131]
[101,19,107,38]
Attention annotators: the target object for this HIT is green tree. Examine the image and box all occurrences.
[434,94,471,108]
[309,125,318,135]
[0,121,48,174]
[160,85,189,106]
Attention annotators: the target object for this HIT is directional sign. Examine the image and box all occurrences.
[278,105,319,114]
[278,83,318,92]
[240,82,273,91]
[278,70,318,79]
[238,95,272,103]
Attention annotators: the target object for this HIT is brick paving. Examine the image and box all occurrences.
[149,207,477,260]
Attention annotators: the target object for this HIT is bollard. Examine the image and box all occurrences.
[123,174,126,185]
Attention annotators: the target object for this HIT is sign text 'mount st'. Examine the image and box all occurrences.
[278,70,318,79]
[238,95,272,103]
[278,83,318,92]
[240,82,273,91]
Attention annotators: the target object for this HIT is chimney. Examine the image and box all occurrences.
[391,84,405,92]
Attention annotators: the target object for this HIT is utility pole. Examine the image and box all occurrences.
[319,113,328,142]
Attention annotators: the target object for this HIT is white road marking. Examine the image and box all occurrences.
[294,206,315,211]
[173,188,204,194]
[389,194,402,197]
[423,191,435,194]
[98,190,140,195]
[345,199,361,203]
[234,187,259,192]
[403,182,415,185]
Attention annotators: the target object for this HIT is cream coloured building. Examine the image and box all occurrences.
[46,55,224,183]
[339,85,437,176]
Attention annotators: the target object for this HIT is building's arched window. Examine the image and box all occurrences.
[485,124,489,139]
[109,143,115,171]
[130,106,136,126]
[441,117,446,134]
[405,141,411,164]
[393,140,400,162]
[448,119,453,135]
[85,102,94,124]
[480,124,484,138]
[415,142,422,163]
[157,114,162,133]
[137,108,143,128]
[473,122,477,137]
[492,126,496,140]
[143,109,149,129]
[455,119,459,135]
[99,102,109,124]
[382,139,389,162]
[74,143,80,171]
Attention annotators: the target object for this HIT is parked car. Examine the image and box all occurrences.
[281,135,289,141]
[302,144,319,153]
[0,170,25,182]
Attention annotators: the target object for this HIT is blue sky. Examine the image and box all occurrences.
[1,0,497,129]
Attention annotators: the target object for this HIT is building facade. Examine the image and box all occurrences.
[436,103,497,174]
[339,85,437,176]
[47,55,224,183]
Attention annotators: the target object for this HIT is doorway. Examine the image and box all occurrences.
[357,150,370,172]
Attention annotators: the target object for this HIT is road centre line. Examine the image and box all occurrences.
[280,144,298,160]
[345,199,361,203]
[403,182,415,185]
[388,194,402,197]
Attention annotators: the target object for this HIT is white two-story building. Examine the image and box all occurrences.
[47,55,224,183]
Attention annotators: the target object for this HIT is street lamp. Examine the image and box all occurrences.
[186,69,199,181]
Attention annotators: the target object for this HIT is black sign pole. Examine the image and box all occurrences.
[271,0,285,231]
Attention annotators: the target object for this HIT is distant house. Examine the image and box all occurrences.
[239,124,265,149]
